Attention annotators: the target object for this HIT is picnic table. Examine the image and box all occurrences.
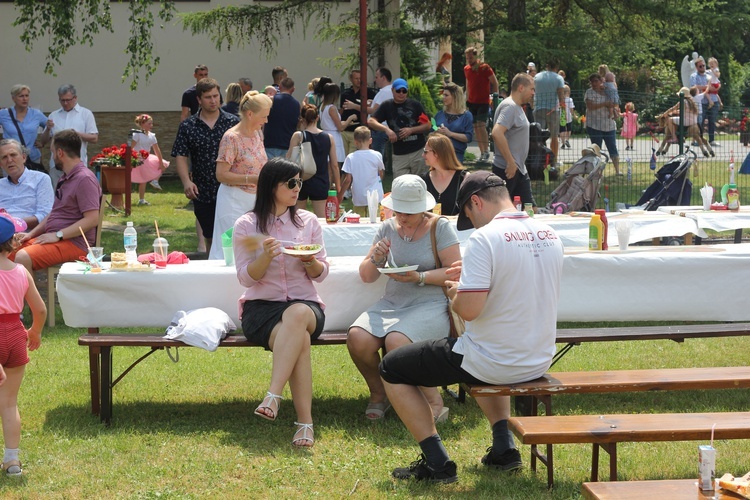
[658,205,750,242]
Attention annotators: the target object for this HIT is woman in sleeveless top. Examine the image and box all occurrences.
[420,134,467,216]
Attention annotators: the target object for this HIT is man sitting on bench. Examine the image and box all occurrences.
[380,171,564,483]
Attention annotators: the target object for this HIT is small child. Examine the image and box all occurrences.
[340,126,385,217]
[620,102,639,150]
[604,73,621,119]
[705,57,723,110]
[263,86,277,98]
[559,86,576,149]
[131,114,169,206]
[0,215,45,477]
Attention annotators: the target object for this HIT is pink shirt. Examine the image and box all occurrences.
[0,264,29,314]
[234,208,328,318]
[46,161,102,251]
[217,129,267,194]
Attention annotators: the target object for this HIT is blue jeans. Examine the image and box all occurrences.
[705,102,720,143]
[371,131,388,156]
[265,147,288,159]
[586,127,619,160]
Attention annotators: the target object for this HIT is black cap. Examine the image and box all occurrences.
[456,171,506,230]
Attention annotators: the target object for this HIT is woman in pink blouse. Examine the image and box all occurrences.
[233,157,328,448]
[209,91,272,260]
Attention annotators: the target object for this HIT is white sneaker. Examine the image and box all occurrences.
[137,199,150,206]
[480,152,491,162]
[344,189,352,200]
[149,180,162,191]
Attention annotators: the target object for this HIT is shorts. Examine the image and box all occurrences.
[0,314,30,368]
[298,178,328,201]
[533,108,561,138]
[392,149,427,178]
[193,199,217,239]
[379,337,486,387]
[467,102,489,124]
[492,167,536,207]
[241,299,325,350]
[9,238,84,271]
[562,123,572,133]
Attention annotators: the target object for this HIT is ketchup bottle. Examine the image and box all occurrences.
[325,184,339,223]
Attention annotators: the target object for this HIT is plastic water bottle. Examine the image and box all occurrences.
[123,221,137,262]
[626,157,633,182]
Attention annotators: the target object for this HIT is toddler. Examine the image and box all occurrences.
[0,215,45,477]
[706,57,723,110]
[559,86,576,149]
[131,114,169,206]
[340,126,385,217]
[620,102,638,150]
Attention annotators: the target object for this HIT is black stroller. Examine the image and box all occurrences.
[636,149,696,210]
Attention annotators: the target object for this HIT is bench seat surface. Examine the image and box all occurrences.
[582,479,736,500]
[78,332,348,348]
[511,411,750,444]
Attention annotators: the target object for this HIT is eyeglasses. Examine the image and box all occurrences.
[394,89,408,94]
[423,149,434,154]
[59,97,76,103]
[285,178,303,189]
[696,64,705,68]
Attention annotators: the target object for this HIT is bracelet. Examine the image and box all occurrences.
[245,174,249,185]
[370,256,386,267]
[301,258,315,267]
[417,272,426,287]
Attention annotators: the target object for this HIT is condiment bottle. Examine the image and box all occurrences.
[589,214,603,251]
[594,209,608,250]
[524,203,534,217]
[514,196,522,211]
[325,185,339,223]
[727,183,740,210]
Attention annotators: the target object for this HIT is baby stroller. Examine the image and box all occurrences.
[636,149,696,210]
[538,145,608,214]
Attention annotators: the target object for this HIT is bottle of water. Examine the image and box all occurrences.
[124,221,137,262]
[626,157,633,183]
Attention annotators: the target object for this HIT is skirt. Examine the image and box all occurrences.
[241,299,325,350]
[131,154,169,183]
[208,184,257,260]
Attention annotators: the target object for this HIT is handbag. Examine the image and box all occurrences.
[429,216,466,338]
[290,130,317,181]
[6,108,46,173]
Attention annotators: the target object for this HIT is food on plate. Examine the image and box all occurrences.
[719,472,750,498]
[284,244,322,251]
[110,252,127,269]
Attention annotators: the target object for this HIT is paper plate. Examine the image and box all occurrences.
[281,244,323,256]
[378,265,419,274]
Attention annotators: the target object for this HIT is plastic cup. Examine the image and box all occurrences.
[88,247,103,270]
[222,245,234,266]
[153,237,168,268]
[702,194,711,211]
[614,221,631,251]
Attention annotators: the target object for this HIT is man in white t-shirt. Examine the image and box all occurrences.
[380,170,564,484]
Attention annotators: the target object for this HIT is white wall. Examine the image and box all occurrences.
[0,1,371,112]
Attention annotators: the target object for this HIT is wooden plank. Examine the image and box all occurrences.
[582,479,733,500]
[556,323,750,343]
[468,366,750,397]
[78,331,348,348]
[510,412,750,445]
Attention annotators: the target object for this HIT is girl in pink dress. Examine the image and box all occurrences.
[0,216,45,476]
[620,102,638,150]
[131,114,170,206]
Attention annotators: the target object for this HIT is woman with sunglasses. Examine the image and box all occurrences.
[208,91,272,260]
[434,83,473,162]
[287,104,340,217]
[233,157,329,448]
[347,174,461,422]
[421,134,467,216]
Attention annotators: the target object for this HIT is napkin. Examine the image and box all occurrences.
[700,183,714,210]
[367,190,380,223]
[137,251,190,264]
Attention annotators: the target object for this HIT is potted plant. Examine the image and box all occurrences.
[91,145,148,208]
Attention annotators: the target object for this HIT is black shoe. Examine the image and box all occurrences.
[481,447,523,472]
[392,454,458,484]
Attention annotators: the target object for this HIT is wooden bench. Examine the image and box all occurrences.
[582,479,732,499]
[78,331,348,424]
[510,412,750,488]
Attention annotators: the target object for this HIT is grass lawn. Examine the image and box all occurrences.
[10,175,747,497]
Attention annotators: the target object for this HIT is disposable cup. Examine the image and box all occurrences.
[153,237,168,268]
[88,247,104,269]
[702,195,711,211]
[615,221,631,251]
[222,245,234,266]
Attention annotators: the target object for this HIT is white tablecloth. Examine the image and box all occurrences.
[658,205,750,234]
[57,244,750,330]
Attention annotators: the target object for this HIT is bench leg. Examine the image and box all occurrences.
[101,346,113,426]
[89,346,101,416]
[591,443,618,482]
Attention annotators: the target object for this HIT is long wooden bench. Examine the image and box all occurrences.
[78,331,348,425]
[510,412,750,488]
[582,479,731,499]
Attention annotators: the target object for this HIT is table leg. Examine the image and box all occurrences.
[735,228,742,244]
[101,346,113,425]
[89,346,100,416]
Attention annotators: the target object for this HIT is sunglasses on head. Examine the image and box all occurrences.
[285,178,303,189]
[394,89,408,94]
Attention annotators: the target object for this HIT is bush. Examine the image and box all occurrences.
[406,77,438,116]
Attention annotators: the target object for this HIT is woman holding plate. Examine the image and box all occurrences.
[233,157,328,447]
[347,175,461,422]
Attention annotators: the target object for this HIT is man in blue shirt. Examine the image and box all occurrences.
[0,139,53,230]
[690,56,720,146]
[264,77,300,158]
[533,59,565,163]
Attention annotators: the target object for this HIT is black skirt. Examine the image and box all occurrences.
[241,299,325,350]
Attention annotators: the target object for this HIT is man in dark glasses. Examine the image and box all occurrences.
[368,78,432,178]
[9,129,101,273]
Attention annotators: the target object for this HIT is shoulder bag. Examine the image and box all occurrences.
[429,216,466,338]
[289,130,317,181]
[6,108,46,173]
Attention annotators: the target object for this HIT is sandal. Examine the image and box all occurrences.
[292,422,314,447]
[365,399,391,420]
[254,391,283,421]
[1,459,22,476]
[434,406,450,424]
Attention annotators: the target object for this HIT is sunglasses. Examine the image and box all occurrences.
[394,89,408,94]
[285,178,303,189]
[55,177,67,199]
[696,64,705,68]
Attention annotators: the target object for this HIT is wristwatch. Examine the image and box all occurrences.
[56,230,64,241]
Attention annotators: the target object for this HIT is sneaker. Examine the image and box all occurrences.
[481,447,523,472]
[137,199,150,206]
[564,140,571,148]
[343,189,352,200]
[480,151,491,162]
[691,141,699,147]
[392,454,458,484]
[710,141,719,147]
[149,180,162,191]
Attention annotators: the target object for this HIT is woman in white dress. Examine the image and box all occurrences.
[208,92,272,260]
[319,83,357,166]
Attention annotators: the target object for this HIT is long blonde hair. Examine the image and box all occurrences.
[427,133,465,171]
[442,83,467,115]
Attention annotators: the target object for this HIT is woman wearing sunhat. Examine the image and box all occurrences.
[347,175,461,422]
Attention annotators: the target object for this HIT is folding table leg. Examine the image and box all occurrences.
[101,346,113,425]
[89,346,101,416]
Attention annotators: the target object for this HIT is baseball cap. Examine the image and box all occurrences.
[392,78,408,91]
[456,171,506,230]
[0,209,27,233]
[0,216,15,245]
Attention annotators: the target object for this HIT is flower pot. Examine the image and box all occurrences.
[101,165,130,209]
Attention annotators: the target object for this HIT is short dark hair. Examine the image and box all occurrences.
[280,77,295,91]
[376,67,392,82]
[252,157,304,235]
[194,64,208,73]
[196,78,220,98]
[52,129,82,159]
[511,73,533,91]
[238,77,253,89]
[272,66,287,83]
